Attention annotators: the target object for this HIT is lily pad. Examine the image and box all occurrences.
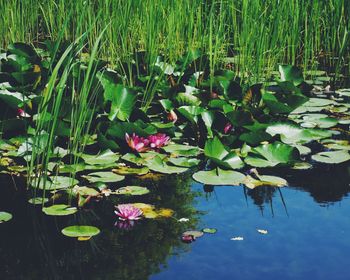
[61,225,100,240]
[81,150,120,165]
[243,175,287,189]
[145,155,188,174]
[28,197,49,205]
[204,137,244,169]
[32,176,79,190]
[311,151,350,164]
[202,228,217,234]
[112,166,149,176]
[168,157,200,168]
[321,140,350,151]
[162,144,201,157]
[72,186,100,196]
[244,142,299,167]
[82,171,125,183]
[42,204,77,216]
[0,211,12,223]
[192,168,245,186]
[115,186,150,196]
[266,123,332,144]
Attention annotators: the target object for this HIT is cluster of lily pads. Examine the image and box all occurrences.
[0,42,350,240]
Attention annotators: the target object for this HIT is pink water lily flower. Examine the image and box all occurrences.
[224,122,234,134]
[17,108,30,118]
[148,133,170,149]
[125,133,150,152]
[115,204,143,221]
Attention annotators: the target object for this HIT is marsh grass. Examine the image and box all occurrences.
[0,0,349,79]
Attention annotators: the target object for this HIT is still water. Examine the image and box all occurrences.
[0,164,349,280]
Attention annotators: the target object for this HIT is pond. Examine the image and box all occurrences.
[1,163,349,280]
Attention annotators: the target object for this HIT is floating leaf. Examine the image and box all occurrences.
[31,176,79,190]
[162,143,201,157]
[28,197,49,205]
[112,166,149,175]
[0,211,12,223]
[115,186,150,196]
[168,157,200,168]
[266,123,332,144]
[202,228,217,234]
[321,140,350,151]
[82,171,125,183]
[243,175,287,189]
[61,225,100,240]
[42,204,77,216]
[244,142,299,167]
[204,137,244,169]
[192,168,245,186]
[145,155,188,174]
[72,186,100,197]
[81,150,120,165]
[311,150,350,164]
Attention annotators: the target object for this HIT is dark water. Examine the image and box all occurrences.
[0,164,350,280]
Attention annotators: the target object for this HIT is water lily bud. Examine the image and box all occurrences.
[167,110,178,123]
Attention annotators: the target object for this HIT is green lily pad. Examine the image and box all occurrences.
[321,140,350,151]
[81,150,120,165]
[145,155,188,174]
[112,166,149,176]
[0,211,12,223]
[168,157,200,168]
[266,123,332,144]
[42,204,77,216]
[192,168,245,186]
[204,137,244,169]
[300,114,338,128]
[163,143,201,157]
[115,186,150,196]
[61,225,100,240]
[292,162,313,170]
[244,142,299,167]
[121,153,147,165]
[82,171,125,183]
[28,197,49,205]
[311,150,350,164]
[72,186,100,196]
[202,228,217,234]
[243,175,287,189]
[31,176,79,190]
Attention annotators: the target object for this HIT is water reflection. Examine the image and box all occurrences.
[0,173,200,279]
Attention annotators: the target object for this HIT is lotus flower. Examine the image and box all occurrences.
[224,122,233,134]
[125,133,150,152]
[114,204,143,221]
[148,133,170,149]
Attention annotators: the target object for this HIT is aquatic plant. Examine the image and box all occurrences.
[125,133,150,153]
[148,133,170,149]
[115,204,143,221]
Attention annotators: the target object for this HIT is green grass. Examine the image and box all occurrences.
[1,0,349,79]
